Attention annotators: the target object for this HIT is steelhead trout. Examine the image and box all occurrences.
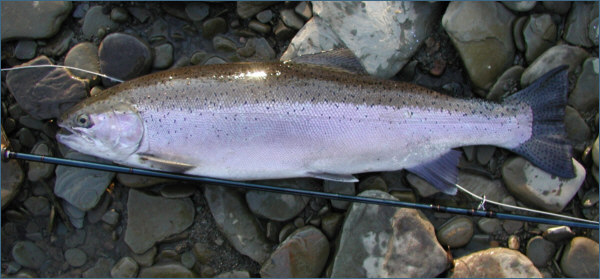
[56,54,573,195]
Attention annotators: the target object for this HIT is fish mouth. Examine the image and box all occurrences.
[56,124,94,146]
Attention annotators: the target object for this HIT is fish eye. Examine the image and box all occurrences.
[76,114,93,128]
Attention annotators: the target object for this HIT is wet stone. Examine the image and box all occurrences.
[564,106,591,143]
[237,1,276,19]
[476,145,496,165]
[124,189,194,254]
[523,14,556,63]
[215,270,251,278]
[185,2,209,22]
[131,246,156,267]
[273,20,295,41]
[246,178,316,222]
[502,1,537,12]
[450,248,542,277]
[406,173,440,198]
[260,226,330,278]
[15,40,37,60]
[1,1,72,41]
[503,220,523,234]
[487,65,524,101]
[295,2,312,20]
[436,216,474,248]
[323,180,355,210]
[320,212,343,239]
[83,257,114,278]
[520,44,589,87]
[202,17,227,39]
[152,43,174,69]
[64,42,100,81]
[27,142,54,182]
[180,251,195,269]
[542,1,571,14]
[110,7,129,23]
[138,262,196,277]
[237,39,256,58]
[64,248,87,267]
[560,237,599,278]
[204,56,227,65]
[256,9,273,23]
[358,175,387,193]
[11,241,47,269]
[82,6,119,40]
[18,115,43,130]
[213,36,237,53]
[39,28,74,57]
[280,9,305,30]
[477,218,502,234]
[249,20,271,34]
[192,242,212,265]
[569,57,599,113]
[250,37,276,60]
[99,32,152,86]
[526,236,555,267]
[111,257,139,278]
[101,209,119,226]
[23,196,50,216]
[507,235,520,250]
[543,226,575,242]
[16,128,35,148]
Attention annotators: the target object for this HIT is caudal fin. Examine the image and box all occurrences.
[505,65,575,178]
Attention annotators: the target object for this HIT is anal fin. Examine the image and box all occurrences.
[137,154,195,173]
[307,172,359,183]
[406,150,461,195]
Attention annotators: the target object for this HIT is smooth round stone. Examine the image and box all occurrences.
[1,155,24,210]
[190,51,209,65]
[213,36,237,52]
[192,242,212,265]
[237,2,276,19]
[521,45,590,87]
[477,218,502,234]
[274,20,295,41]
[569,57,599,113]
[503,220,523,234]
[101,209,119,226]
[202,17,227,38]
[4,117,17,133]
[23,196,50,216]
[64,248,87,267]
[523,14,556,63]
[450,248,542,277]
[280,9,305,30]
[82,6,119,39]
[110,7,129,23]
[436,216,474,248]
[1,1,72,41]
[320,212,343,239]
[476,145,496,165]
[99,32,152,85]
[560,237,599,278]
[248,20,271,34]
[131,246,156,267]
[563,2,595,47]
[185,2,209,21]
[323,181,355,210]
[204,56,227,65]
[18,115,43,130]
[16,128,35,148]
[256,9,273,23]
[152,43,173,69]
[64,42,100,80]
[507,235,520,250]
[28,142,54,182]
[215,270,251,278]
[543,225,575,242]
[565,106,591,143]
[502,1,537,12]
[406,173,439,198]
[160,184,196,198]
[237,39,256,58]
[12,241,47,269]
[111,257,139,278]
[358,176,387,193]
[15,40,37,60]
[138,262,195,277]
[180,251,195,269]
[502,157,586,212]
[526,236,555,267]
[251,37,276,60]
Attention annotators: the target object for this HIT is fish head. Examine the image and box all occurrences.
[57,99,143,162]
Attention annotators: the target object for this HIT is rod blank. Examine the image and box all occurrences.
[2,148,598,230]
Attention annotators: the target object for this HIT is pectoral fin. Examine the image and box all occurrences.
[406,150,461,195]
[137,154,195,173]
[307,172,359,183]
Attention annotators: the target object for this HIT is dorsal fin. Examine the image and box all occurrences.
[287,48,366,74]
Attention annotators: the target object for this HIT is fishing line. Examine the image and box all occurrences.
[2,148,598,230]
[1,65,124,83]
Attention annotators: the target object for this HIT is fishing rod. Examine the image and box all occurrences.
[2,148,598,230]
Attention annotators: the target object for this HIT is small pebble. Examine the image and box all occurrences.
[192,242,212,265]
[111,257,139,278]
[101,209,119,226]
[320,212,343,239]
[180,251,195,269]
[15,40,37,60]
[202,17,227,38]
[273,20,295,40]
[280,9,304,30]
[204,56,227,65]
[64,248,87,267]
[152,43,174,69]
[249,20,271,34]
[358,176,387,192]
[293,217,304,228]
[526,236,555,267]
[213,36,237,52]
[185,2,209,22]
[110,7,129,23]
[543,226,575,242]
[294,2,312,20]
[256,9,273,23]
[16,128,35,148]
[507,235,519,250]
[436,216,474,248]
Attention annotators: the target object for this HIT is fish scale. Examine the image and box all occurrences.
[57,59,573,195]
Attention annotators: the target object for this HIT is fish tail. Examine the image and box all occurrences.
[505,65,575,178]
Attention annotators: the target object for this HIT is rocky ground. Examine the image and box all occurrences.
[1,1,599,278]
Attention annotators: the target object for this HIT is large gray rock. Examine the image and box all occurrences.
[442,2,515,90]
[312,2,442,79]
[204,185,272,264]
[563,2,598,47]
[569,57,599,113]
[246,178,318,222]
[55,151,115,211]
[521,44,590,87]
[450,248,542,277]
[1,160,24,210]
[331,190,447,277]
[124,189,194,254]
[1,1,72,41]
[260,226,329,277]
[6,56,88,120]
[560,237,599,278]
[523,14,557,63]
[280,17,344,62]
[502,157,586,212]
